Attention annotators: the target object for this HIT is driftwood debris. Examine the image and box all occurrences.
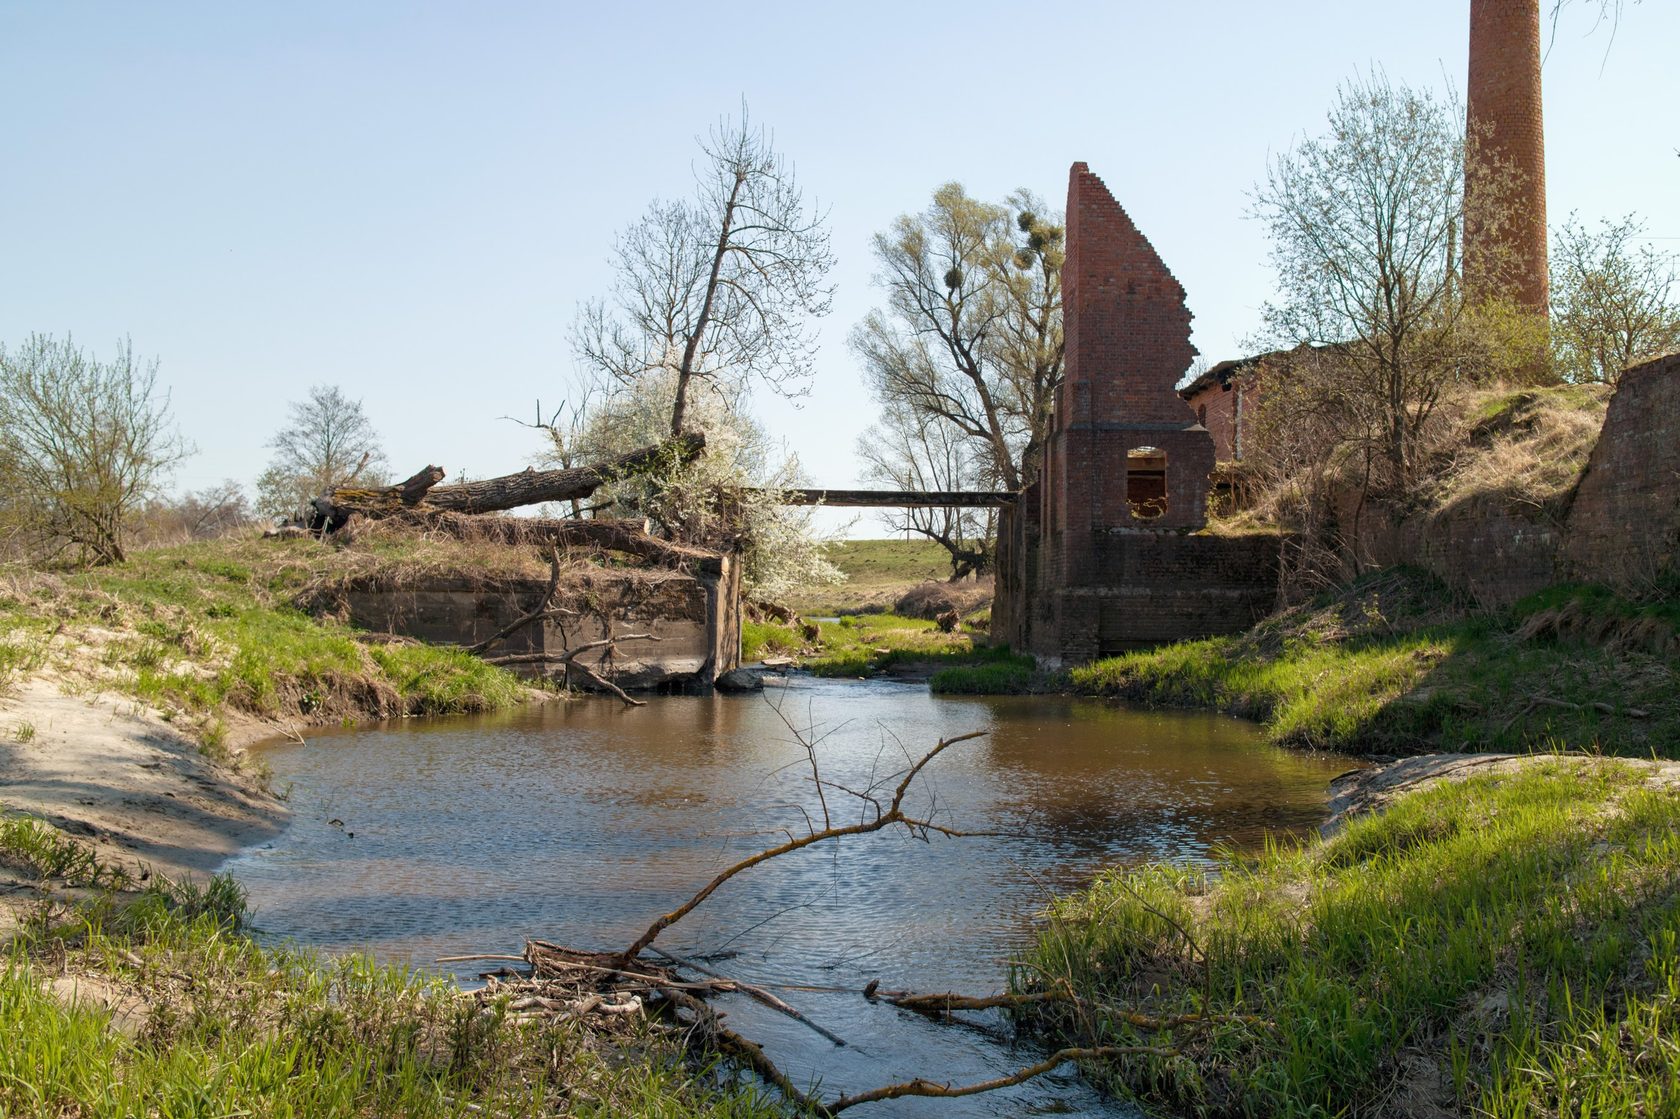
[486,632,662,707]
[444,723,1240,1115]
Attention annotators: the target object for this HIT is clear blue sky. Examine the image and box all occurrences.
[2,1,1675,535]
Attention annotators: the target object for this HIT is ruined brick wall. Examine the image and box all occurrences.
[993,162,1267,662]
[1026,532,1282,663]
[1183,377,1262,464]
[1562,353,1680,588]
[1326,354,1677,604]
[1042,162,1215,555]
[1334,491,1564,606]
[1466,0,1548,312]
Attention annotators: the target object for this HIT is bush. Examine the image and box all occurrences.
[0,334,191,565]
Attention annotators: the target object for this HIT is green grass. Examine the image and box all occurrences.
[785,538,959,615]
[0,811,127,890]
[1019,760,1680,1117]
[2,883,780,1119]
[1067,570,1680,757]
[811,538,954,586]
[928,656,1043,694]
[0,538,531,745]
[746,612,1013,677]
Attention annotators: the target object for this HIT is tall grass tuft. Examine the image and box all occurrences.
[1018,760,1680,1117]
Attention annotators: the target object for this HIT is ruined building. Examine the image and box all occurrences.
[1465,0,1548,312]
[994,165,1278,662]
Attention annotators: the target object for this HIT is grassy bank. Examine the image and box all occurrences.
[784,538,954,616]
[0,535,534,751]
[1066,569,1679,757]
[0,816,776,1119]
[743,611,1027,678]
[1018,758,1680,1117]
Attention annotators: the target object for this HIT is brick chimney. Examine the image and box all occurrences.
[1465,0,1548,314]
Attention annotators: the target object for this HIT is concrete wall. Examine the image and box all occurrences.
[338,558,741,693]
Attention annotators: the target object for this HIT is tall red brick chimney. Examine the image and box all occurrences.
[1465,0,1548,314]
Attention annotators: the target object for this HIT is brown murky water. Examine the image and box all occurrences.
[230,677,1352,1116]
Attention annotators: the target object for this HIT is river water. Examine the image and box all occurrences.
[228,677,1352,1116]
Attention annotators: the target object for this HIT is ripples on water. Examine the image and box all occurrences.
[229,677,1351,1117]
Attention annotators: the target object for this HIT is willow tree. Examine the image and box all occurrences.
[573,109,835,437]
[851,184,1063,572]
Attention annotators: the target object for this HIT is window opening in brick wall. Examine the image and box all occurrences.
[1126,446,1167,520]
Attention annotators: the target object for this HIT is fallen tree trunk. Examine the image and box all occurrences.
[310,465,446,530]
[426,434,703,516]
[313,433,704,529]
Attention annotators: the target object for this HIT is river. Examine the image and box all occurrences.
[227,676,1352,1116]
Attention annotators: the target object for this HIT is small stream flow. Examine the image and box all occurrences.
[228,677,1352,1117]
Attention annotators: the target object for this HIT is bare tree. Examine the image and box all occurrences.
[0,334,192,565]
[1551,213,1680,383]
[1251,73,1530,498]
[136,480,253,544]
[856,405,994,578]
[257,384,388,517]
[852,185,1064,495]
[574,107,835,436]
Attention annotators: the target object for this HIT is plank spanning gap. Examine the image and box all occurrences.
[751,488,1019,508]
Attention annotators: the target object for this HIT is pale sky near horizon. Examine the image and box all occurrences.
[2,2,1675,536]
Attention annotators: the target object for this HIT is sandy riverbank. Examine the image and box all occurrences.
[0,672,286,937]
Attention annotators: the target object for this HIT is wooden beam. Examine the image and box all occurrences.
[752,488,1018,508]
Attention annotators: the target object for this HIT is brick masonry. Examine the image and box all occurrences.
[1466,0,1548,312]
[1332,353,1678,605]
[995,164,1280,662]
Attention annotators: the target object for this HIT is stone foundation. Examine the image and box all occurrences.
[339,558,741,693]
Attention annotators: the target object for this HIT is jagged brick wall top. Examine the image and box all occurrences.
[1466,0,1548,313]
[1060,162,1200,425]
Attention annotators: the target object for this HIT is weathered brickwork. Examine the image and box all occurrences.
[1563,353,1680,588]
[996,164,1279,662]
[1335,491,1564,607]
[1041,161,1215,549]
[1466,0,1548,312]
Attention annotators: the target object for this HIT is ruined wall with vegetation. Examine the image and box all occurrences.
[1562,352,1680,591]
[1327,358,1673,606]
[330,559,741,692]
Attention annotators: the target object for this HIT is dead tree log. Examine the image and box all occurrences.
[486,632,662,707]
[311,433,703,530]
[426,433,703,516]
[310,465,445,531]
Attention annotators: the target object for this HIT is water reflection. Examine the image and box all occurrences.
[229,677,1351,1117]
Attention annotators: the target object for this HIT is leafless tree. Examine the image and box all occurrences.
[0,334,192,565]
[852,185,1064,495]
[1551,213,1680,383]
[574,106,835,437]
[136,480,253,543]
[856,404,994,578]
[257,384,388,517]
